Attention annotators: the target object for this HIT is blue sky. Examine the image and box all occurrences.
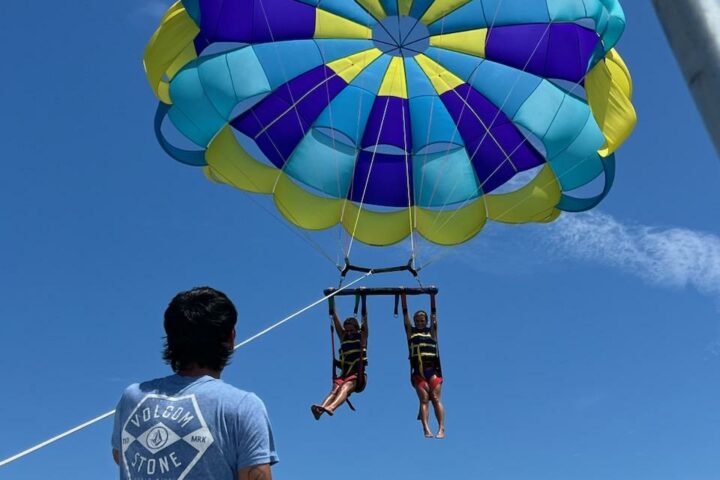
[1,1,719,479]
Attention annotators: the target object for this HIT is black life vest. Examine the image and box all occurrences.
[337,333,367,377]
[408,327,439,372]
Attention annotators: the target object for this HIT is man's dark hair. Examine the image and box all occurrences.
[163,287,238,372]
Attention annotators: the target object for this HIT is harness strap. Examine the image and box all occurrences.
[414,344,424,375]
[431,293,443,377]
[353,293,361,315]
[355,294,368,394]
[330,323,337,382]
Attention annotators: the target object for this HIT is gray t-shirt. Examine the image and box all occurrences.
[112,374,278,479]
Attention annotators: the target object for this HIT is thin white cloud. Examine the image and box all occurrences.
[550,211,720,298]
[418,210,720,301]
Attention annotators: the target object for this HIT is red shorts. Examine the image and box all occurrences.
[334,374,358,387]
[412,373,443,391]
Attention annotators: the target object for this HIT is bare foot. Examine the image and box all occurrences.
[436,429,445,439]
[423,428,433,438]
[311,405,323,420]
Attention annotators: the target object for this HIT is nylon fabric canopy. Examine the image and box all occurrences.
[145,0,636,246]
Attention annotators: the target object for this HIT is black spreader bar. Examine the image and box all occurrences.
[324,287,438,297]
[339,258,419,278]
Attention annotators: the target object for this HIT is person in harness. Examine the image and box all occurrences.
[402,291,445,438]
[311,294,368,419]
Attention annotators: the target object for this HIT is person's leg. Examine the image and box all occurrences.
[429,378,445,438]
[311,383,341,419]
[414,380,432,438]
[320,383,341,409]
[324,380,357,414]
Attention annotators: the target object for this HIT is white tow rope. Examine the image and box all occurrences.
[0,272,372,468]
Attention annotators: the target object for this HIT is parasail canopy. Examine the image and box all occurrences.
[145,0,636,247]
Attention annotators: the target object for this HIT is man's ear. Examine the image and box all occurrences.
[229,328,236,346]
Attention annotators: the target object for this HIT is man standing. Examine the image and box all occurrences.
[112,287,278,479]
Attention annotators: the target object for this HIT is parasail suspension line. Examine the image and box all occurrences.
[209,167,338,269]
[401,99,419,270]
[345,63,399,261]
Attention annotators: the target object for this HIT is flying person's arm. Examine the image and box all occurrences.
[238,464,272,480]
[360,294,368,344]
[329,296,344,338]
[401,291,411,338]
[430,293,438,340]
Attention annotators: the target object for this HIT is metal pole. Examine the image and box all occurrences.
[652,0,720,155]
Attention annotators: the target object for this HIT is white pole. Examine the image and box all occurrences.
[652,0,720,155]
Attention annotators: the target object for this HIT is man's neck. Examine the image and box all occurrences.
[177,365,222,379]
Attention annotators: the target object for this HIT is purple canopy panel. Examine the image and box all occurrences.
[467,123,544,192]
[194,0,316,50]
[361,97,412,152]
[486,24,600,83]
[232,66,347,167]
[441,84,544,193]
[348,151,414,207]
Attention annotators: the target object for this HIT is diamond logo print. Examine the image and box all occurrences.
[137,421,182,454]
[183,426,214,455]
[122,394,215,480]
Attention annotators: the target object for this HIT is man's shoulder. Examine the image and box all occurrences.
[118,381,144,400]
[118,374,180,401]
[128,374,172,393]
[210,381,264,409]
